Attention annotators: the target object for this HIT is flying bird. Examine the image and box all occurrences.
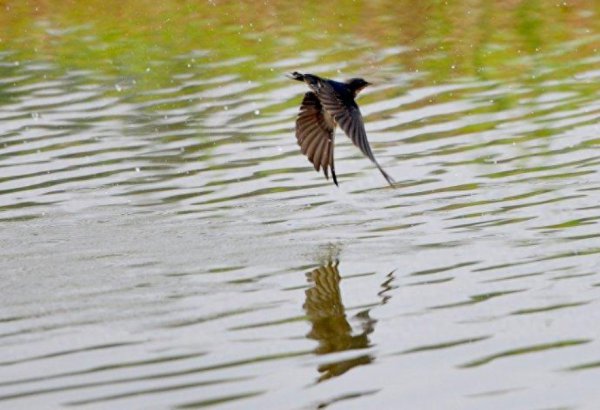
[288,71,395,187]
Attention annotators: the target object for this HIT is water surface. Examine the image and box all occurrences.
[1,1,600,408]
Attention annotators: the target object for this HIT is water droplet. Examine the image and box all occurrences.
[135,167,140,172]
[115,84,122,92]
[254,110,260,115]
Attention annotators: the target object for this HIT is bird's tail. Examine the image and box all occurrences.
[287,71,305,82]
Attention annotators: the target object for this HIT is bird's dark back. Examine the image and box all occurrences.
[327,79,358,107]
[296,73,358,108]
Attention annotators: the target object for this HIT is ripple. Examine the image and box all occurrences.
[460,340,591,368]
[1,4,600,409]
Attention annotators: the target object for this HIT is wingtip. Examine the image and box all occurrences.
[385,174,396,188]
[385,176,396,188]
[325,169,339,187]
[378,166,396,188]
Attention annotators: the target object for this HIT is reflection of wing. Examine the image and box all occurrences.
[303,261,374,382]
[304,262,345,320]
[308,79,395,186]
[295,92,337,185]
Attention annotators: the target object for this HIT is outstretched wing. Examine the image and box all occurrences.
[296,92,338,186]
[307,79,395,186]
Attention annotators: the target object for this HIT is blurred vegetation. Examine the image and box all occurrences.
[0,0,598,86]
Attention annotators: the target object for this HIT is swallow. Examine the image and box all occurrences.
[288,71,395,187]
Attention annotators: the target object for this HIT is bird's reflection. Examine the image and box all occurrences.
[303,261,386,382]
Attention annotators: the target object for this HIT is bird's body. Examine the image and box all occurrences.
[288,71,395,186]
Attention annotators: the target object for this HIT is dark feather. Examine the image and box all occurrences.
[295,92,338,185]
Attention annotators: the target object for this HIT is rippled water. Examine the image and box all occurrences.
[2,1,600,408]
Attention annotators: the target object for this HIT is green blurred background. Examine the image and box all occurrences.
[1,0,598,84]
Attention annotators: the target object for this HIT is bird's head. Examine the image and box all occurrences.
[346,78,371,95]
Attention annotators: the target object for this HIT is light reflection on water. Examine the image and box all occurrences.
[1,1,600,408]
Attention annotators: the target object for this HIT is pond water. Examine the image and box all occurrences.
[1,1,600,408]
